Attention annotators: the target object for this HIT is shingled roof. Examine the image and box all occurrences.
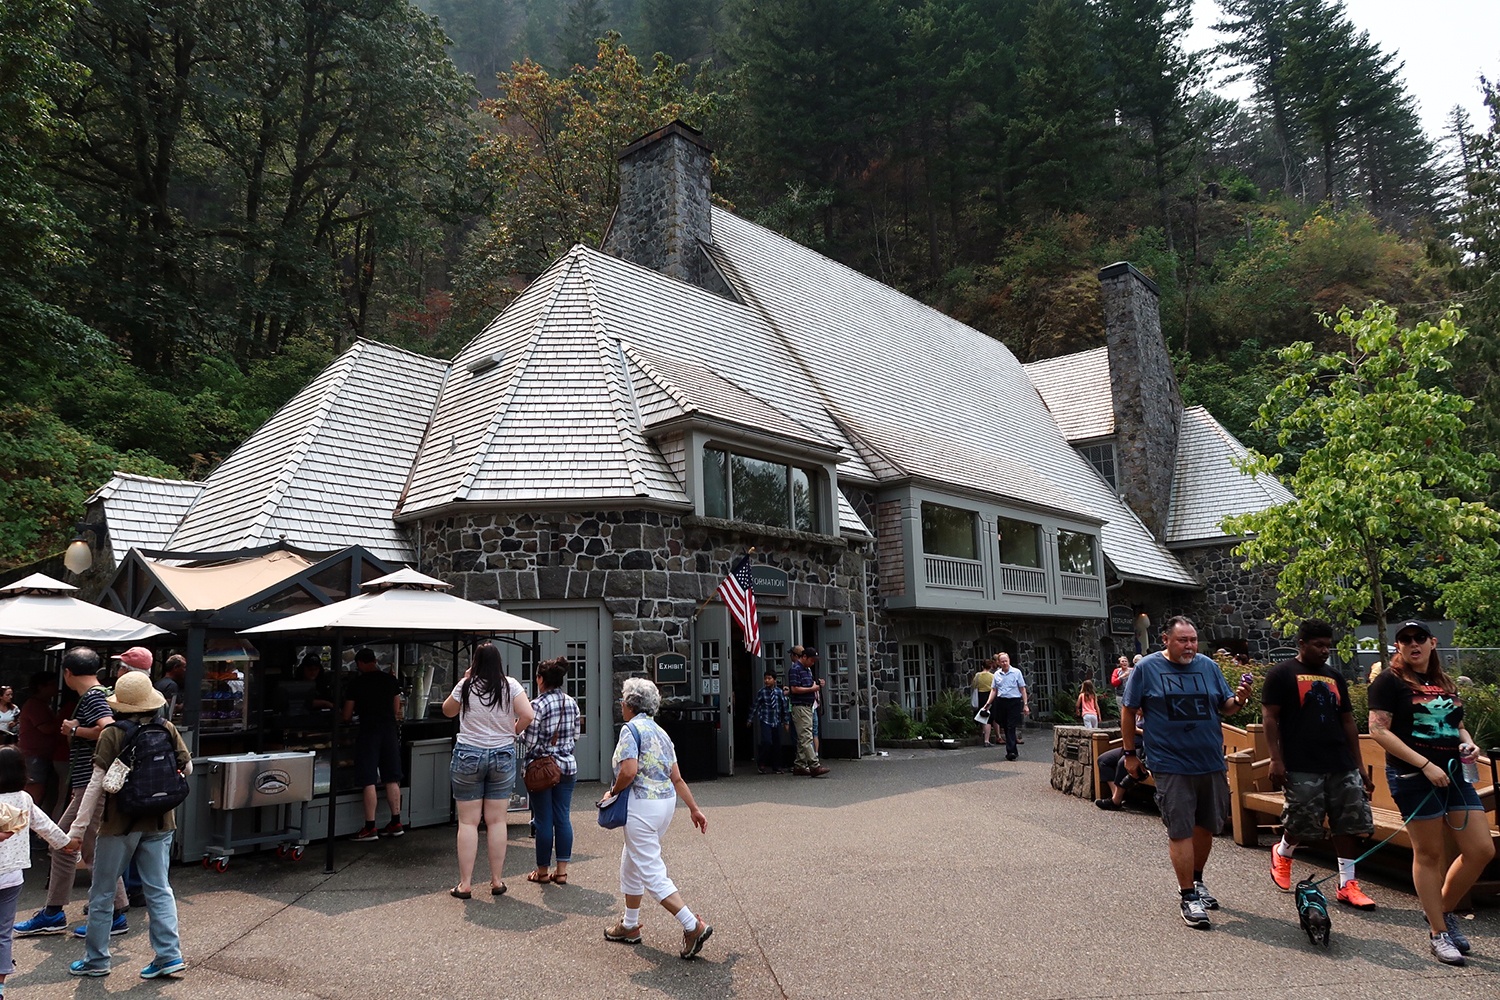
[1023,346,1114,441]
[87,473,205,555]
[165,340,447,562]
[1166,406,1294,544]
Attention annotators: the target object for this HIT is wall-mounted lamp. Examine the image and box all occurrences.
[63,522,107,575]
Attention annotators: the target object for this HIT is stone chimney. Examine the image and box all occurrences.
[1100,262,1181,540]
[602,121,733,299]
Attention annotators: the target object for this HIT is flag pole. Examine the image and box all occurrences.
[692,547,756,619]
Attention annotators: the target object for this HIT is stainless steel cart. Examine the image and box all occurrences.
[201,752,316,871]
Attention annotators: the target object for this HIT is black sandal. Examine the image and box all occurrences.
[450,886,472,899]
[491,882,507,896]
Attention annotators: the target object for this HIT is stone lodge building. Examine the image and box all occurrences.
[81,122,1291,781]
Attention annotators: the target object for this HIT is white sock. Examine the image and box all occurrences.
[624,907,640,927]
[675,906,698,931]
[1276,837,1296,858]
[1337,858,1356,887]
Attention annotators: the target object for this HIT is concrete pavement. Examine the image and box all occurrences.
[9,744,1497,998]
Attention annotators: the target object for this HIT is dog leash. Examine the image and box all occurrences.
[1302,761,1461,889]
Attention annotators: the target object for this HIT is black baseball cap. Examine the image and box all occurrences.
[1394,620,1432,641]
[801,647,819,658]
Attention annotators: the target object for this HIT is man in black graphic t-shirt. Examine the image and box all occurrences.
[1262,619,1375,909]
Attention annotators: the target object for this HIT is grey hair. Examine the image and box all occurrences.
[621,676,661,716]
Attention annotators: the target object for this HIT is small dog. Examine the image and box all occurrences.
[1295,878,1332,948]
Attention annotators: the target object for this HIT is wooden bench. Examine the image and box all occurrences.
[1089,722,1261,801]
[1227,731,1500,898]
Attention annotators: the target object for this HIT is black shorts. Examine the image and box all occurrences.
[355,727,403,787]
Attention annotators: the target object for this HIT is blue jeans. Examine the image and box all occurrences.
[756,721,782,769]
[450,743,517,802]
[530,773,576,867]
[80,830,179,972]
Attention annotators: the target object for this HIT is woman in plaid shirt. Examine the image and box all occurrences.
[521,658,579,885]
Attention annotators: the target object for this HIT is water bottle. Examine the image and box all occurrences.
[1460,747,1481,784]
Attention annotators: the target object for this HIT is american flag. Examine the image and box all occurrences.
[717,556,762,656]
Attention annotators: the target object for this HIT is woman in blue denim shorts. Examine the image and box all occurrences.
[442,643,534,899]
[1368,621,1496,966]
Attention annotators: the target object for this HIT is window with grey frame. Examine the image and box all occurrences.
[701,447,820,531]
[920,502,978,560]
[1057,530,1097,575]
[1077,441,1118,493]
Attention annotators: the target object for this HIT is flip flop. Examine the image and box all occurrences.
[526,871,551,884]
[450,886,472,899]
[491,882,507,896]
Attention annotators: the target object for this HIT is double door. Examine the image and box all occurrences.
[708,607,857,775]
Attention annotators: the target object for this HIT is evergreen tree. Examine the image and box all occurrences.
[722,0,900,245]
[1095,0,1202,249]
[559,0,610,68]
[1011,0,1113,216]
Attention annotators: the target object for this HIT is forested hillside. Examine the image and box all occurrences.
[4,0,1499,572]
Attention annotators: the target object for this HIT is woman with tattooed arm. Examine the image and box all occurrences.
[1366,620,1495,966]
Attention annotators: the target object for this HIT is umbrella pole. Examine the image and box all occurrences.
[325,635,343,874]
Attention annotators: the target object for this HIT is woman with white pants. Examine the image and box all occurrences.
[601,677,712,959]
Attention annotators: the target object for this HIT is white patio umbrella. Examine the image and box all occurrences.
[0,573,168,644]
[239,567,557,636]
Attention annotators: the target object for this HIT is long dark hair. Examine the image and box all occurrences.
[461,642,510,714]
[0,747,25,793]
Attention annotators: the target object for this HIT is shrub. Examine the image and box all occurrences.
[922,690,978,738]
[877,702,915,741]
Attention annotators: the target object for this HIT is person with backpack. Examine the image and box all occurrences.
[64,670,190,979]
[15,648,131,938]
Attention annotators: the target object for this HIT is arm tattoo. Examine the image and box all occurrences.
[1367,710,1392,735]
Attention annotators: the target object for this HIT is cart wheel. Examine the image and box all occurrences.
[201,856,211,869]
[290,846,304,861]
[213,858,229,873]
[275,845,288,860]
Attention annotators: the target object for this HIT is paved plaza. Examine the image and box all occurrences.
[10,746,1498,998]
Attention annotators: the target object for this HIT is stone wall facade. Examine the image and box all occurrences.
[419,508,870,671]
[1102,262,1181,540]
[601,122,733,300]
[1172,542,1284,660]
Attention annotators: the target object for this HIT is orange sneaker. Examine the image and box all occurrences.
[1270,849,1293,892]
[1336,880,1376,910]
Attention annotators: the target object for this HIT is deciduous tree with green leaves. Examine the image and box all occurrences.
[1223,303,1500,654]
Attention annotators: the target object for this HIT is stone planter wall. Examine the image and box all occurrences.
[1052,724,1119,798]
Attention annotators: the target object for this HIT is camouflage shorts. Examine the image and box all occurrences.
[1281,769,1374,839]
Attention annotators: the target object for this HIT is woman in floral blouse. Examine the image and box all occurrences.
[601,677,712,960]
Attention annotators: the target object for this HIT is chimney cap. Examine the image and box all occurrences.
[617,120,713,161]
[1098,261,1159,297]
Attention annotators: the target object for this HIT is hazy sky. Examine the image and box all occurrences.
[1189,0,1500,140]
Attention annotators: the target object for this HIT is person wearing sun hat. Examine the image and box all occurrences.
[64,670,190,980]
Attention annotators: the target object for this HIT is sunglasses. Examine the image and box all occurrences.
[1395,633,1431,644]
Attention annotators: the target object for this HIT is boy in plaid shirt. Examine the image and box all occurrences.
[747,669,790,774]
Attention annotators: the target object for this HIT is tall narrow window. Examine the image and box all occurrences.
[733,454,790,527]
[702,448,729,519]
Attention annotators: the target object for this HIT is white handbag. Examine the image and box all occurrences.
[103,758,131,794]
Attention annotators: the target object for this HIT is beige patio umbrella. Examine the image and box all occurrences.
[238,567,557,637]
[0,573,168,644]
